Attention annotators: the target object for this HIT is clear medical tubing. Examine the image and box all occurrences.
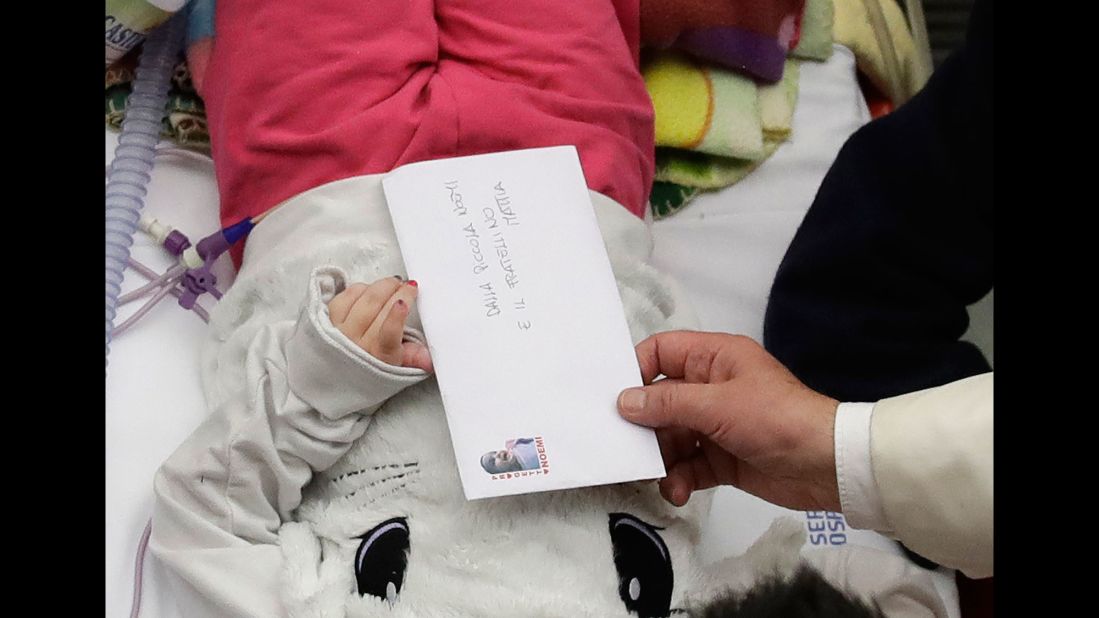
[105,13,185,369]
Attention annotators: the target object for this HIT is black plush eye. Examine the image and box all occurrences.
[609,513,673,618]
[355,517,410,605]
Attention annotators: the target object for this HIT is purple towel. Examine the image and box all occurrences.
[674,27,788,83]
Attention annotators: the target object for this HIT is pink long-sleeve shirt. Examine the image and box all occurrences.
[203,0,655,265]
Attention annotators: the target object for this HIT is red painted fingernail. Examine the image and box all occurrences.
[406,280,418,288]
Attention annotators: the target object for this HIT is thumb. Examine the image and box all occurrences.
[617,381,720,436]
[401,341,434,373]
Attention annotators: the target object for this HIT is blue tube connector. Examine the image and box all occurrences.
[221,218,254,246]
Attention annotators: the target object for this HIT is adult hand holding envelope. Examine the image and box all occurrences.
[619,330,995,579]
[616,331,841,512]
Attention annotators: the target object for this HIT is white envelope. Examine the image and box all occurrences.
[383,146,665,499]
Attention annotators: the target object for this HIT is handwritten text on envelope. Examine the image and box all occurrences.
[382,146,665,499]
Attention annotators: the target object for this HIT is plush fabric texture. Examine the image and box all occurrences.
[193,178,820,617]
[152,169,951,616]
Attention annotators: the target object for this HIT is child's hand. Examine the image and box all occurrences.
[327,277,433,372]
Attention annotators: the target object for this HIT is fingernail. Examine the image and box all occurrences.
[619,388,646,414]
[406,280,418,288]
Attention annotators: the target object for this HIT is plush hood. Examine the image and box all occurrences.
[198,174,804,618]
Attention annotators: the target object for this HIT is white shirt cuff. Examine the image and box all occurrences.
[834,401,890,532]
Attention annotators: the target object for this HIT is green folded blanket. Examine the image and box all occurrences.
[649,60,800,218]
[791,0,835,61]
[646,0,833,219]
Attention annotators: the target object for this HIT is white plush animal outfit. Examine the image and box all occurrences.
[150,175,949,618]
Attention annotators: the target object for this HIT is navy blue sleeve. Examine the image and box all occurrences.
[762,0,993,402]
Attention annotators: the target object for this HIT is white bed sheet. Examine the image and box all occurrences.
[105,44,959,617]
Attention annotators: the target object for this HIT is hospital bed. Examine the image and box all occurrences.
[105,43,964,617]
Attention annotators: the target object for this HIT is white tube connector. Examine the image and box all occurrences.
[138,214,175,245]
[181,246,204,269]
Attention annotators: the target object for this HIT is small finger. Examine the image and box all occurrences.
[343,278,404,337]
[327,283,371,324]
[362,281,418,351]
[374,298,411,359]
[401,341,434,373]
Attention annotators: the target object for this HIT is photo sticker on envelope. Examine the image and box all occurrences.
[480,436,550,480]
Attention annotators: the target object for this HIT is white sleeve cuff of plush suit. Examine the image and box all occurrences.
[835,401,890,532]
[285,266,429,420]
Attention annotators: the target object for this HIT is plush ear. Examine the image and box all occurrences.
[682,517,807,610]
[735,516,807,579]
[280,522,356,617]
[801,546,952,618]
[279,522,325,615]
[687,565,885,618]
